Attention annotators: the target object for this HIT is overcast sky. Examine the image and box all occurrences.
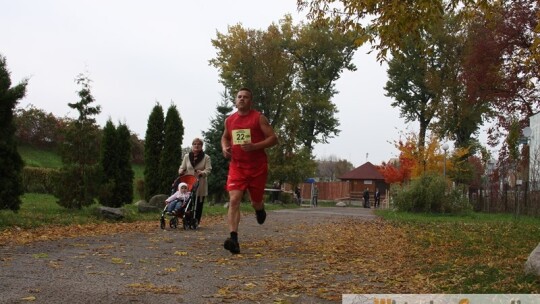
[1,0,419,167]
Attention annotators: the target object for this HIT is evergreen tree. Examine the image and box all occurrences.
[98,119,119,206]
[144,103,164,200]
[56,73,102,209]
[98,120,134,207]
[202,96,233,204]
[116,123,134,205]
[159,104,184,194]
[0,55,28,212]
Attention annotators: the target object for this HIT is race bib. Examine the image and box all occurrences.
[232,129,251,145]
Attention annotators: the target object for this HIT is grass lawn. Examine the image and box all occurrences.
[375,209,540,292]
[18,145,62,168]
[0,193,299,230]
[19,144,147,202]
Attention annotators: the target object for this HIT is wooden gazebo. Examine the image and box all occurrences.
[339,162,388,201]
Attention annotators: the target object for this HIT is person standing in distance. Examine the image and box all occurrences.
[221,87,278,254]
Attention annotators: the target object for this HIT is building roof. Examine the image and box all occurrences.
[339,162,385,180]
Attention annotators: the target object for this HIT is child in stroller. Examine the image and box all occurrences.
[160,175,200,230]
[164,182,190,215]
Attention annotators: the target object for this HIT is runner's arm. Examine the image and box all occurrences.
[221,119,232,159]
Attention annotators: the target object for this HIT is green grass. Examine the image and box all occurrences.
[376,209,540,292]
[133,163,144,180]
[1,193,102,229]
[0,193,151,230]
[375,208,540,224]
[0,193,299,230]
[19,144,147,202]
[18,145,62,168]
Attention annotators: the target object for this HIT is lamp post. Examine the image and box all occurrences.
[486,158,495,213]
[520,126,532,214]
[442,143,449,178]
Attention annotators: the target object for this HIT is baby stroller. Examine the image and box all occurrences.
[160,174,200,230]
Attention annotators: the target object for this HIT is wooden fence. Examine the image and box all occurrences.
[283,181,351,201]
[474,182,540,217]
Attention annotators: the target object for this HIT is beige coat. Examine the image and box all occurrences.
[178,153,212,197]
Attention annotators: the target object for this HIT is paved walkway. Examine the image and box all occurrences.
[274,206,378,219]
[0,207,377,304]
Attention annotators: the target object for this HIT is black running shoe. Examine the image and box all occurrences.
[256,208,266,225]
[223,238,240,254]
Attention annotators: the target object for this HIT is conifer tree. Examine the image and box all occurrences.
[202,97,233,204]
[56,73,101,209]
[0,55,28,211]
[144,103,164,200]
[159,104,184,194]
[116,123,134,204]
[98,119,119,206]
[98,120,134,207]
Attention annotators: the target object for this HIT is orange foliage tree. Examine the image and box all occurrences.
[378,132,453,184]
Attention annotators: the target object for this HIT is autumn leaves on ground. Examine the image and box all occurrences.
[1,212,538,302]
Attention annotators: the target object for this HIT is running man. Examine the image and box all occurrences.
[221,87,278,254]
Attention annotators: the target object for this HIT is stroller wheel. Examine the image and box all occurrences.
[182,218,189,230]
[170,217,178,229]
[160,216,165,229]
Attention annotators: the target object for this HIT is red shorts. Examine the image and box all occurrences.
[226,162,268,203]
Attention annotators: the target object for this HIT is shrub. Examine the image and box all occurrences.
[97,179,117,207]
[55,164,100,209]
[442,184,473,214]
[21,167,59,194]
[135,179,145,201]
[392,173,471,214]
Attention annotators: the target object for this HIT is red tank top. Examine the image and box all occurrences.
[226,109,267,168]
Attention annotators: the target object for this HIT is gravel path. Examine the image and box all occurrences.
[0,207,376,304]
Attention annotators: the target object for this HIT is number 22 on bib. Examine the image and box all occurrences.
[232,129,251,145]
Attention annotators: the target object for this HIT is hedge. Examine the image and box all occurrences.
[22,167,59,194]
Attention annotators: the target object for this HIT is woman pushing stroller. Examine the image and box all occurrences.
[178,137,212,226]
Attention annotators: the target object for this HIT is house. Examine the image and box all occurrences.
[339,162,388,201]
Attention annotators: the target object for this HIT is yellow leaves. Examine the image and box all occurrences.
[0,221,164,246]
[32,253,48,259]
[215,257,231,265]
[474,269,484,275]
[48,261,61,269]
[3,212,539,303]
[111,257,124,264]
[216,286,232,296]
[273,297,295,304]
[2,216,233,246]
[125,283,183,295]
[20,296,36,301]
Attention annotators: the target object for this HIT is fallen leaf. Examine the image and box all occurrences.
[20,296,36,301]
